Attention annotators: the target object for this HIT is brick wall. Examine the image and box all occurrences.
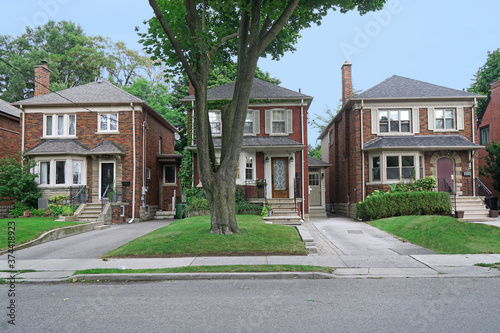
[0,114,20,157]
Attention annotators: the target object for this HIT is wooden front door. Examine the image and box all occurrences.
[437,157,454,192]
[309,168,321,206]
[272,157,289,198]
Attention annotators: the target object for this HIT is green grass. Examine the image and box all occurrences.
[0,217,86,250]
[369,215,500,254]
[74,265,334,275]
[104,215,307,258]
[475,263,500,270]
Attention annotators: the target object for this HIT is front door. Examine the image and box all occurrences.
[309,168,321,206]
[272,157,289,198]
[437,157,454,192]
[101,162,115,197]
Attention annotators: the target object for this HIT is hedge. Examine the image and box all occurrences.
[356,191,452,221]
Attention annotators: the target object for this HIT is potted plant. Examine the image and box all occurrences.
[489,210,499,218]
[256,179,267,188]
[454,210,464,219]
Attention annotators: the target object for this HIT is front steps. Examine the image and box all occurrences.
[455,196,498,222]
[155,210,176,220]
[309,206,328,218]
[76,203,102,222]
[263,198,302,225]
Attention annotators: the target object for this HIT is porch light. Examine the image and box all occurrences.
[265,156,269,162]
[289,156,294,162]
[322,173,325,179]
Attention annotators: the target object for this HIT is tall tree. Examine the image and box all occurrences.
[469,49,500,114]
[143,0,386,234]
[480,141,500,193]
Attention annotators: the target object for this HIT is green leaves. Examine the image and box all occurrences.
[0,154,41,208]
[480,141,500,192]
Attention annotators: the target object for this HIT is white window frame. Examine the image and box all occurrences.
[368,151,423,184]
[244,109,260,136]
[265,109,292,136]
[245,156,253,181]
[480,126,490,145]
[208,110,222,136]
[98,113,119,133]
[378,109,411,134]
[36,158,86,187]
[428,107,463,132]
[163,165,176,185]
[236,152,256,185]
[43,114,77,138]
[146,167,151,180]
[435,108,455,130]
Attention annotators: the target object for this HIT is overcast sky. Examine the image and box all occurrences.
[1,0,499,143]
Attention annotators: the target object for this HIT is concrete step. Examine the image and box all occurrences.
[94,225,110,230]
[263,216,302,225]
[270,210,299,216]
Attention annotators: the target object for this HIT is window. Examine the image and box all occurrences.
[164,166,176,184]
[55,161,66,184]
[435,109,455,129]
[379,110,410,133]
[40,161,50,185]
[419,156,424,179]
[329,130,333,145]
[99,113,118,132]
[401,156,415,179]
[73,161,82,185]
[209,110,221,135]
[480,126,490,145]
[38,159,85,186]
[245,157,253,180]
[146,167,151,180]
[265,109,292,135]
[43,114,76,137]
[386,156,400,180]
[386,155,414,180]
[244,111,254,134]
[372,156,380,181]
[309,171,319,186]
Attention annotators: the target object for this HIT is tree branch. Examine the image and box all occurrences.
[257,0,300,51]
[209,31,239,58]
[147,0,195,80]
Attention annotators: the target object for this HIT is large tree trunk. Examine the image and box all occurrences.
[204,173,239,234]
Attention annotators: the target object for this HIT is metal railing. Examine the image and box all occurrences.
[101,184,122,212]
[70,185,88,207]
[475,178,495,209]
[294,176,301,210]
[439,178,456,213]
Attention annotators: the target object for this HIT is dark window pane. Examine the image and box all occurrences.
[436,119,444,129]
[380,121,388,132]
[445,119,454,129]
[402,167,415,179]
[402,156,414,167]
[164,166,176,183]
[372,168,380,181]
[387,156,399,167]
[390,120,399,132]
[56,161,65,184]
[387,167,400,179]
[401,121,410,132]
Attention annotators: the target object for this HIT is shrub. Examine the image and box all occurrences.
[236,202,263,215]
[10,202,30,217]
[184,187,205,206]
[184,198,210,216]
[356,191,451,221]
[0,154,41,208]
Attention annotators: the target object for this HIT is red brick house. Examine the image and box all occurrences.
[181,78,317,222]
[319,62,487,218]
[0,99,21,158]
[12,64,181,223]
[477,79,500,200]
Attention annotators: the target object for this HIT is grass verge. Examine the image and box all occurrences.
[74,265,334,275]
[0,218,86,250]
[369,215,500,254]
[104,215,307,257]
[475,263,500,270]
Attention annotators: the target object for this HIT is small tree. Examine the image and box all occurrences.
[480,141,500,192]
[0,154,41,207]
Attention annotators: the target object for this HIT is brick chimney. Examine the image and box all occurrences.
[189,80,194,96]
[341,61,353,106]
[34,61,50,97]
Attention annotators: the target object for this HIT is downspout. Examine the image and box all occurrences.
[20,105,25,162]
[128,103,137,223]
[141,112,148,208]
[472,98,476,197]
[360,100,365,200]
[191,101,195,188]
[301,98,305,219]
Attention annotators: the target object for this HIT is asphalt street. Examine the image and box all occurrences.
[1,278,498,332]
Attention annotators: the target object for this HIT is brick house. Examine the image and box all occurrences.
[181,78,317,222]
[477,79,500,200]
[319,62,487,218]
[12,64,181,223]
[0,99,21,158]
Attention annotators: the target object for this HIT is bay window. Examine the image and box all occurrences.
[37,158,85,187]
[369,152,421,183]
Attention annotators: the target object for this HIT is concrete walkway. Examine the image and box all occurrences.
[1,216,499,281]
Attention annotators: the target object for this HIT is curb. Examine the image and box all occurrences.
[68,272,335,282]
[0,221,100,255]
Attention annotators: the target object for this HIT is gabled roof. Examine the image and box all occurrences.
[308,156,331,168]
[0,99,20,118]
[363,135,482,151]
[90,141,125,155]
[181,78,312,102]
[355,75,484,99]
[12,80,143,106]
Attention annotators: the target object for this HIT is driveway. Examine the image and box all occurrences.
[309,216,436,256]
[0,221,171,260]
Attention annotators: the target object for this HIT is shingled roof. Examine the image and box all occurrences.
[0,99,20,118]
[12,80,143,106]
[355,75,483,99]
[191,136,304,149]
[308,156,331,167]
[181,78,312,102]
[25,140,125,156]
[363,135,482,151]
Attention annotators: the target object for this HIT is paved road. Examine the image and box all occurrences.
[1,278,498,332]
[0,221,170,260]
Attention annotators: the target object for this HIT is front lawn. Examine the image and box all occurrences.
[369,215,500,254]
[104,215,307,257]
[0,217,86,250]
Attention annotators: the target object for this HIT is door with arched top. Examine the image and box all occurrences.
[437,157,454,192]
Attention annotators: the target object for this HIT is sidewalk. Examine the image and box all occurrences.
[1,216,499,282]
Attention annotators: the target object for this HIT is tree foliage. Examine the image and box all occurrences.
[479,141,500,193]
[0,20,155,101]
[144,0,386,234]
[0,154,41,208]
[469,49,500,113]
[308,144,321,160]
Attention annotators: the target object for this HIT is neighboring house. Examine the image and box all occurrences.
[319,62,487,218]
[181,78,314,221]
[0,99,21,158]
[308,156,331,218]
[477,79,500,199]
[12,63,181,223]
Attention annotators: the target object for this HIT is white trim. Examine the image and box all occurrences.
[34,157,87,187]
[42,114,77,138]
[99,160,116,199]
[367,151,423,185]
[163,165,177,185]
[97,113,119,133]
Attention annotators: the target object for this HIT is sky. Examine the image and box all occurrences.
[1,0,499,143]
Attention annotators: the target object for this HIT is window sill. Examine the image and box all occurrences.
[376,132,414,136]
[42,136,77,139]
[96,131,120,134]
[268,133,289,136]
[162,183,178,187]
[432,129,459,133]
